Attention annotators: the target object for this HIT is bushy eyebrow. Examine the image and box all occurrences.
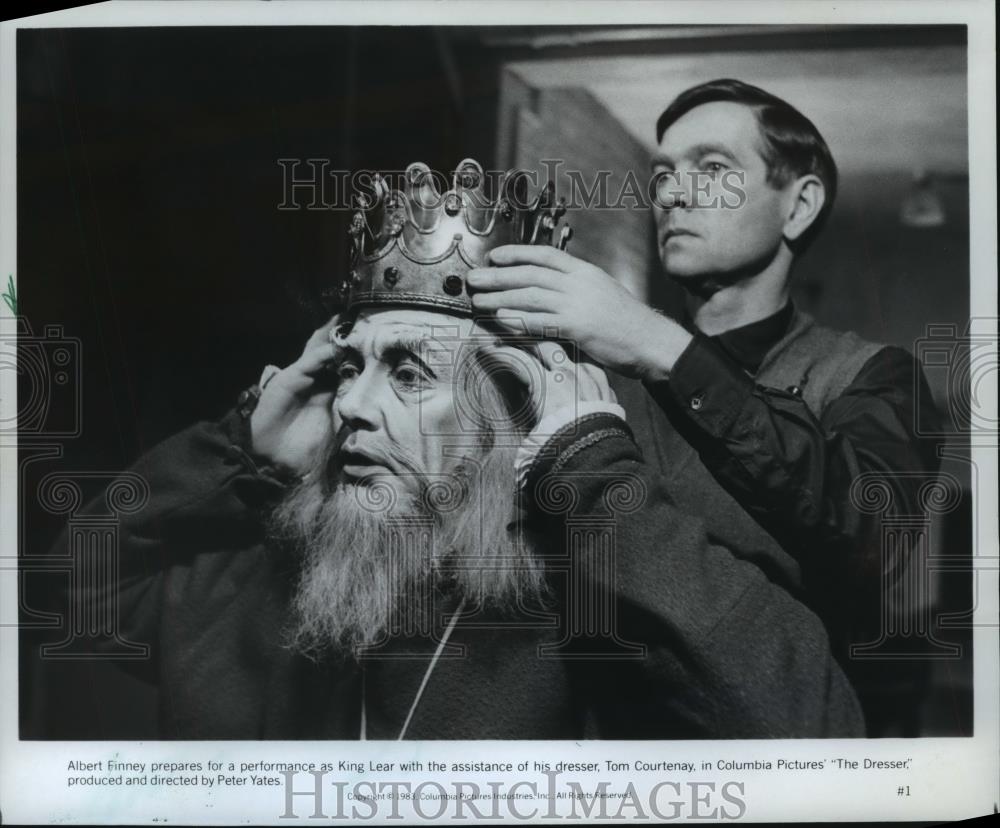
[338,329,450,380]
[651,142,741,169]
[376,331,433,359]
[381,344,439,380]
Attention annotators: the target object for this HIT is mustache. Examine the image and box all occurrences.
[325,426,429,483]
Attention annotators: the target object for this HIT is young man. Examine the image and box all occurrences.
[468,79,941,729]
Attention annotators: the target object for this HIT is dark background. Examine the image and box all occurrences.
[17,24,506,739]
[15,25,973,739]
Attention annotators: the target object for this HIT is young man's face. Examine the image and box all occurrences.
[651,101,793,288]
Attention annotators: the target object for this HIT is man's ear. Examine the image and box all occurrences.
[783,174,825,243]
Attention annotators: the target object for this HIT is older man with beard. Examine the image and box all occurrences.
[54,297,865,740]
[265,309,548,663]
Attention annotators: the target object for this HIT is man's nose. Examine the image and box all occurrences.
[661,171,692,210]
[656,170,692,210]
[669,188,690,210]
[333,369,381,431]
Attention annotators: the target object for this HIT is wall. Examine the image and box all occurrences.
[498,79,653,301]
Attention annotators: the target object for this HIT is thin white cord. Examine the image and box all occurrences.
[357,597,467,741]
[397,597,467,741]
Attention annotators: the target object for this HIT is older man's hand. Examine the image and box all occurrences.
[482,339,616,426]
[250,317,339,475]
[468,245,691,380]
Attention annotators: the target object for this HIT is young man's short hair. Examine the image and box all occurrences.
[656,78,838,253]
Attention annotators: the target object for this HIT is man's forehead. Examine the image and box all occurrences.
[334,309,494,354]
[656,100,764,160]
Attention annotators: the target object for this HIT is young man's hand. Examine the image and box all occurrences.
[468,245,691,381]
[250,316,339,475]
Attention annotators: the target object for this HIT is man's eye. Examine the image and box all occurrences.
[336,363,360,381]
[392,363,429,390]
[703,162,727,176]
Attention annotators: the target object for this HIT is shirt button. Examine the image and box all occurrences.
[690,395,703,411]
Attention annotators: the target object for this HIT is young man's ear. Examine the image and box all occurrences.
[783,175,825,243]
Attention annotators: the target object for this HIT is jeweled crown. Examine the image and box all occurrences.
[339,158,572,315]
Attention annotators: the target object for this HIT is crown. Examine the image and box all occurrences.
[338,158,572,315]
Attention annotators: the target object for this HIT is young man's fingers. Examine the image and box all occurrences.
[466,264,561,292]
[486,244,576,272]
[471,286,560,313]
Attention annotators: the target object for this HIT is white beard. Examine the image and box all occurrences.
[269,448,545,660]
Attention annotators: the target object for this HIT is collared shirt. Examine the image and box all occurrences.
[713,300,795,373]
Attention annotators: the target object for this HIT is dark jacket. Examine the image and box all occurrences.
[611,308,941,731]
[61,401,864,740]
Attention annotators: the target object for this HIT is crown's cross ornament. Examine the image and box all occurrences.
[340,158,572,315]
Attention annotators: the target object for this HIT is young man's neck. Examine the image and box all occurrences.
[636,247,795,385]
[685,254,792,337]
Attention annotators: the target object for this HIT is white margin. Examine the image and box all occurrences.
[0,1,996,825]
